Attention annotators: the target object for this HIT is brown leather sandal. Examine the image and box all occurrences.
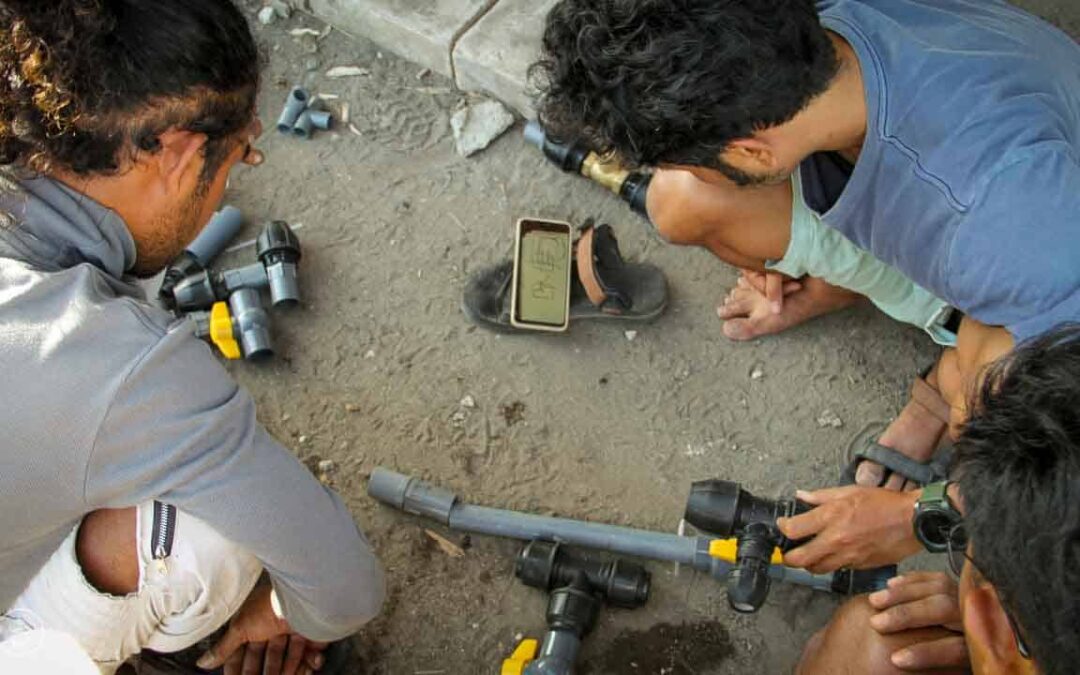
[841,373,953,486]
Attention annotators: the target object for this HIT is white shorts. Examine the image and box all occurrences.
[1,502,262,674]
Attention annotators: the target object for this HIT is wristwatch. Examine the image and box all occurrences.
[912,481,962,553]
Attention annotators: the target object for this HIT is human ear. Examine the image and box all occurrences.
[149,129,208,195]
[963,585,1027,673]
[719,137,779,173]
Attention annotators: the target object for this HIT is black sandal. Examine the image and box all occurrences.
[840,373,953,486]
[462,220,668,333]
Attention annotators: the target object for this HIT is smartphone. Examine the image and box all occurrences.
[510,218,573,332]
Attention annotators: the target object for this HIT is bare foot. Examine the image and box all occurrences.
[855,371,950,490]
[717,274,861,341]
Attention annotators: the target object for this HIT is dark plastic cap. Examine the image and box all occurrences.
[684,479,743,536]
[256,221,302,264]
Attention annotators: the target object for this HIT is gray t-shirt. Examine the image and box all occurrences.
[0,176,384,642]
[805,0,1080,342]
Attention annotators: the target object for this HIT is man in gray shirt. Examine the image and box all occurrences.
[0,1,384,673]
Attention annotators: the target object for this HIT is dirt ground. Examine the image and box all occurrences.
[216,3,1077,673]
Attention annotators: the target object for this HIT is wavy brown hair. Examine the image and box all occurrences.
[0,0,259,178]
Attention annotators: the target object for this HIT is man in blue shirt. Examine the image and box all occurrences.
[533,0,1079,568]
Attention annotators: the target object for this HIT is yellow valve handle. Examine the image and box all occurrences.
[709,538,785,566]
[209,302,242,360]
[501,639,539,675]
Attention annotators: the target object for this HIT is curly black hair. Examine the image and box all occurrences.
[0,0,259,179]
[531,0,839,170]
[955,324,1080,675]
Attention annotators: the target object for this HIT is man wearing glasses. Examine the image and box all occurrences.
[798,325,1079,675]
[0,1,384,674]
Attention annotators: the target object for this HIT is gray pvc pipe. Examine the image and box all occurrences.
[293,111,315,139]
[523,120,546,150]
[229,287,272,360]
[525,631,580,675]
[307,110,334,131]
[277,87,310,133]
[187,206,244,266]
[369,468,702,563]
[368,469,839,593]
[219,263,269,294]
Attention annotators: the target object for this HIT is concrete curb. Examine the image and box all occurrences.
[307,0,546,117]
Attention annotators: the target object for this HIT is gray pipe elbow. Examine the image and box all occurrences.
[293,110,315,139]
[277,87,311,133]
[306,110,333,131]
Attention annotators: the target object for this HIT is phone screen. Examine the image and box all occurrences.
[517,226,571,327]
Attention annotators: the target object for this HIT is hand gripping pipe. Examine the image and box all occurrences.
[367,469,881,598]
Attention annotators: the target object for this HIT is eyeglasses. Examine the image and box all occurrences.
[946,523,1031,659]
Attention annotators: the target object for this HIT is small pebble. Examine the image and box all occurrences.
[257,6,276,25]
[460,395,476,409]
[364,349,376,359]
[817,410,844,428]
[281,413,291,422]
[317,459,336,474]
[344,403,362,413]
[624,330,638,342]
[298,435,309,444]
[750,366,765,380]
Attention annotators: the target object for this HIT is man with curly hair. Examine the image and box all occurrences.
[534,0,1080,570]
[0,1,383,674]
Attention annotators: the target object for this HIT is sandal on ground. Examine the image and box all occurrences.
[841,374,952,487]
[462,220,668,333]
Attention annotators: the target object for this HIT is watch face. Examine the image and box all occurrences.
[916,510,955,553]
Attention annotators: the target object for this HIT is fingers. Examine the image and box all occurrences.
[887,571,953,588]
[717,291,756,320]
[198,625,246,671]
[241,642,266,675]
[765,272,783,314]
[891,636,968,671]
[224,649,244,675]
[776,507,831,543]
[869,579,953,611]
[793,486,860,506]
[870,593,960,633]
[304,646,325,671]
[785,544,849,574]
[263,634,288,675]
[282,635,308,675]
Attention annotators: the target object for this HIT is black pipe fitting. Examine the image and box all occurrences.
[516,540,650,609]
[685,480,811,614]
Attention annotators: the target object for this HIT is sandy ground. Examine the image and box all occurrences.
[216,2,1077,673]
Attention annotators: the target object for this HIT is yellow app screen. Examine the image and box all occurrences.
[518,229,570,326]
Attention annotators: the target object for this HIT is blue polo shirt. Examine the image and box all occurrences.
[801,0,1080,342]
